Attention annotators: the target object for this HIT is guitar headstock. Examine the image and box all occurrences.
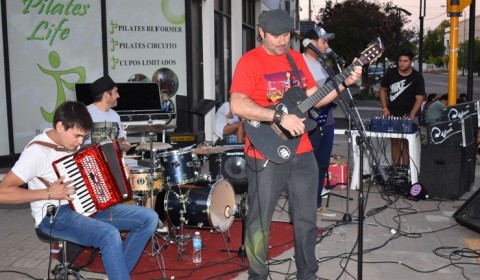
[358,38,385,66]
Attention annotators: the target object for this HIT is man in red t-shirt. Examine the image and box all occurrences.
[229,9,361,280]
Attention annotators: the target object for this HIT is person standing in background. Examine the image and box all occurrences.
[302,26,337,216]
[380,49,425,165]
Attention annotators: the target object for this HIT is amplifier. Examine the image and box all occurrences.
[441,100,479,129]
[426,116,474,147]
[167,132,204,149]
[369,117,416,134]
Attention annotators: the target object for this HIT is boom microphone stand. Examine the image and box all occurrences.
[219,193,247,265]
[316,47,388,280]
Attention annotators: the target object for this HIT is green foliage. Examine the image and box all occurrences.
[422,20,448,66]
[318,0,416,64]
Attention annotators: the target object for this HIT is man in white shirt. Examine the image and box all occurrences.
[85,75,131,151]
[214,101,245,145]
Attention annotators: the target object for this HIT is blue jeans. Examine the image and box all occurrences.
[245,153,319,280]
[308,123,335,208]
[38,203,158,280]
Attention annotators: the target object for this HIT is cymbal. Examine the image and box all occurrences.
[123,154,142,158]
[193,146,233,155]
[125,124,177,133]
[137,142,172,151]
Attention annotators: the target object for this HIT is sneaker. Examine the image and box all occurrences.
[317,207,337,217]
[156,225,169,233]
[320,189,330,196]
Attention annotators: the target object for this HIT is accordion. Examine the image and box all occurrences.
[52,141,132,216]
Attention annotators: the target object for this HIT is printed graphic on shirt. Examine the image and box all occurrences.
[91,122,120,144]
[264,71,306,102]
[389,79,412,102]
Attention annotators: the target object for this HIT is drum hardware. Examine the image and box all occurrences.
[140,130,168,257]
[157,186,192,261]
[210,153,224,180]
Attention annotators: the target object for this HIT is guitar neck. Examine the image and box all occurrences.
[297,60,364,114]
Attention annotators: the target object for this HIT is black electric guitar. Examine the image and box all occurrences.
[246,38,385,164]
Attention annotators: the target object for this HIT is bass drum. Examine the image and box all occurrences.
[155,179,236,232]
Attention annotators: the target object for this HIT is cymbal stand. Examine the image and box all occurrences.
[213,152,224,180]
[146,131,166,257]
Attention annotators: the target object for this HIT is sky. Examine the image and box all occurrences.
[298,0,478,31]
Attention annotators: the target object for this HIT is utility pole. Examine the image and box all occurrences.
[308,0,312,21]
[386,6,411,60]
[418,0,426,74]
[446,0,471,105]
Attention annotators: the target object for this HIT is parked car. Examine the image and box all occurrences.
[368,65,384,83]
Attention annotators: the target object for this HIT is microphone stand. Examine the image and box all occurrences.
[328,59,370,226]
[219,193,247,265]
[319,53,387,280]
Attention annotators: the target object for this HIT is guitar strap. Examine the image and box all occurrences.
[286,52,304,89]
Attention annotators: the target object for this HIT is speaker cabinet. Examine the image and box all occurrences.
[441,100,479,131]
[426,116,474,147]
[453,188,480,234]
[209,149,248,194]
[419,143,475,200]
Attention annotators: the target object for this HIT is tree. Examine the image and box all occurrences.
[423,20,448,67]
[318,0,416,65]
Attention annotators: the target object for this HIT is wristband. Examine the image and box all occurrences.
[272,110,284,125]
[382,108,388,111]
[47,188,51,200]
[341,81,349,88]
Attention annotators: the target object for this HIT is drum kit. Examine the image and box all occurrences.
[125,125,238,260]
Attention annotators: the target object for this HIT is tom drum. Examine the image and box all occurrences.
[129,166,164,193]
[157,148,195,186]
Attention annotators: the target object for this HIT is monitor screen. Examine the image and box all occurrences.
[74,82,162,112]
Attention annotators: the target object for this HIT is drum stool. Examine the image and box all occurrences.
[35,228,86,280]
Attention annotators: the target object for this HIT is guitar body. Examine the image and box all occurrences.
[245,87,316,164]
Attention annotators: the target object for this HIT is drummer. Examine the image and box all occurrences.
[83,75,132,152]
[213,101,245,145]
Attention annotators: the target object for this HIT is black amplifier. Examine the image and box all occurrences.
[426,116,474,147]
[167,132,204,149]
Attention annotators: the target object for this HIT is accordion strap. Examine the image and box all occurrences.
[26,141,67,188]
[27,141,69,152]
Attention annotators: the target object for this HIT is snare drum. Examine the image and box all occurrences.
[157,148,195,186]
[155,179,236,232]
[130,167,164,193]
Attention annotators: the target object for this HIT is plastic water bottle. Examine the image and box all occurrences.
[192,231,202,263]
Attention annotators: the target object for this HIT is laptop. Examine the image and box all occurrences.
[74,82,175,122]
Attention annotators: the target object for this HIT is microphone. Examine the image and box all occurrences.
[47,204,56,224]
[302,39,325,59]
[326,48,345,65]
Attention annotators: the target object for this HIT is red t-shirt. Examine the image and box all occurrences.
[230,46,317,159]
